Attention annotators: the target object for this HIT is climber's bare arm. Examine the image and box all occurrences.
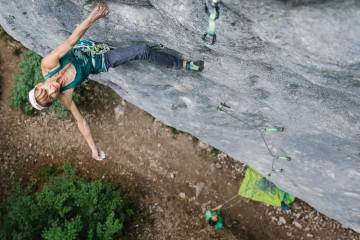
[211,205,223,211]
[58,93,106,161]
[41,3,109,72]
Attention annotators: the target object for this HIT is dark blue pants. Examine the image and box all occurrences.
[104,44,183,70]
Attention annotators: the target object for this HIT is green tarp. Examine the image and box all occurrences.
[239,167,295,207]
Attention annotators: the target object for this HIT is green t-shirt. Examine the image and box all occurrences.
[205,210,224,230]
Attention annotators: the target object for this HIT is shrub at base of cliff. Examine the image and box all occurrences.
[0,163,134,240]
[10,50,84,120]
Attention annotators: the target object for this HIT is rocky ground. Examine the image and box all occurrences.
[0,38,359,240]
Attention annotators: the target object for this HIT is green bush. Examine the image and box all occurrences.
[10,50,43,113]
[0,163,133,240]
[10,50,84,119]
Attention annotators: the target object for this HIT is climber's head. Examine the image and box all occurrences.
[208,215,219,226]
[28,79,60,110]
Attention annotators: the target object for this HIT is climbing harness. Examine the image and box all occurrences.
[202,0,221,45]
[217,102,291,176]
[74,39,111,55]
[73,39,112,69]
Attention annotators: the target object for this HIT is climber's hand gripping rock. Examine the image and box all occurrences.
[89,3,109,22]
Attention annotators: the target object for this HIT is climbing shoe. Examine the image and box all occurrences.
[185,60,204,72]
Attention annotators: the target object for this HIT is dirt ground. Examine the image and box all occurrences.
[0,39,359,240]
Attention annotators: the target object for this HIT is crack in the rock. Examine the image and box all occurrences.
[85,0,154,8]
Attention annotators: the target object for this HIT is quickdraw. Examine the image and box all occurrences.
[217,102,291,176]
[202,0,221,45]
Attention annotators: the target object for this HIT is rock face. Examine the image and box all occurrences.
[0,0,359,232]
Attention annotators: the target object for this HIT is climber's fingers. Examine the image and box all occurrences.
[90,2,109,21]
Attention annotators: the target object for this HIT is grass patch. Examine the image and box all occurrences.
[10,50,85,120]
[0,163,133,240]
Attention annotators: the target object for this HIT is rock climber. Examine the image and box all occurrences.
[28,3,204,161]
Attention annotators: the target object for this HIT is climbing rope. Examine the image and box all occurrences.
[202,0,221,45]
[216,193,239,209]
[209,194,242,212]
[217,102,291,175]
[221,195,242,210]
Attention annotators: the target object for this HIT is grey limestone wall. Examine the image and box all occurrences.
[0,0,359,232]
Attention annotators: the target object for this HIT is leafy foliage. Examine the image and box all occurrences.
[0,163,133,240]
[10,50,84,119]
[10,50,43,113]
